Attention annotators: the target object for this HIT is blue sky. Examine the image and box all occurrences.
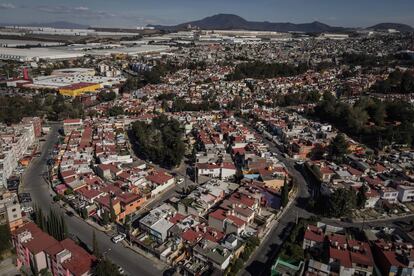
[0,0,413,28]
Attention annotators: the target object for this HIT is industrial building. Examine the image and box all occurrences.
[0,47,85,62]
[59,82,101,97]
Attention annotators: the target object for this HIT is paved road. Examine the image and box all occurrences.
[20,124,166,276]
[240,120,313,276]
[239,119,414,275]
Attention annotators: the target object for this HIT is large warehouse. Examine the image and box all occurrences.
[0,47,85,62]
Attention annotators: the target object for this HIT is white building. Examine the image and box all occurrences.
[397,185,414,202]
[0,123,36,187]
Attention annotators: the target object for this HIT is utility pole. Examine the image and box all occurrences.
[295,211,298,225]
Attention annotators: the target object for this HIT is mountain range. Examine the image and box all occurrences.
[150,14,414,33]
[368,23,414,32]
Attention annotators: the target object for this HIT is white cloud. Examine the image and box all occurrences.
[0,3,16,9]
[36,5,114,19]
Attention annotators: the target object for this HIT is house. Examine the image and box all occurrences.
[303,225,324,251]
[5,200,24,232]
[372,240,414,276]
[305,259,330,276]
[208,209,246,235]
[196,162,237,180]
[45,238,96,276]
[12,222,95,276]
[379,187,399,204]
[63,119,83,135]
[328,234,374,276]
[397,184,414,202]
[193,239,233,271]
[364,188,380,208]
[145,170,175,196]
[116,192,146,221]
[271,257,304,276]
[140,205,175,243]
[196,163,221,179]
[95,164,122,180]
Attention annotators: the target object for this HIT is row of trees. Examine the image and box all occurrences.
[131,115,185,168]
[373,70,414,94]
[311,186,367,218]
[313,92,414,148]
[122,62,181,92]
[33,206,68,241]
[341,53,390,67]
[107,106,125,117]
[97,91,117,102]
[226,61,308,81]
[0,94,84,124]
[0,224,12,261]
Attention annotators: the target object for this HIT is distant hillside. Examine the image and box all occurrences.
[368,23,413,32]
[1,21,90,29]
[149,13,346,33]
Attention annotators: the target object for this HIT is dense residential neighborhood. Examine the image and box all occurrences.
[1,7,414,276]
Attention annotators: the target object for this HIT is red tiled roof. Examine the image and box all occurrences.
[63,119,82,124]
[60,238,96,276]
[304,225,324,243]
[329,247,352,268]
[228,192,256,208]
[60,82,98,90]
[146,170,173,185]
[348,240,374,267]
[77,187,103,200]
[169,213,186,224]
[182,229,203,243]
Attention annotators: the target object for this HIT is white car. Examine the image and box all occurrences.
[177,178,184,184]
[22,206,34,213]
[111,233,126,244]
[118,267,125,275]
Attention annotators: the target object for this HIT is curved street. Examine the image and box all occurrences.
[19,123,167,276]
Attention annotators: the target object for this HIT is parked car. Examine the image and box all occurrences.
[177,177,184,184]
[22,206,34,213]
[118,267,125,275]
[18,193,32,203]
[111,233,126,244]
[66,211,74,217]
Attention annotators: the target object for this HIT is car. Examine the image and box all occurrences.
[18,193,32,203]
[177,178,184,184]
[111,233,126,244]
[66,211,74,217]
[22,206,34,213]
[118,267,125,275]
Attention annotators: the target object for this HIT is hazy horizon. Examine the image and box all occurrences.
[0,0,413,28]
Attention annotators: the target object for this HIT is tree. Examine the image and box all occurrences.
[109,197,117,223]
[131,115,185,168]
[102,210,110,225]
[357,185,368,209]
[81,208,88,219]
[98,91,116,102]
[94,258,122,276]
[330,134,349,162]
[39,268,52,276]
[107,106,124,117]
[61,215,68,240]
[327,188,357,218]
[0,224,12,258]
[281,177,290,208]
[92,230,100,257]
